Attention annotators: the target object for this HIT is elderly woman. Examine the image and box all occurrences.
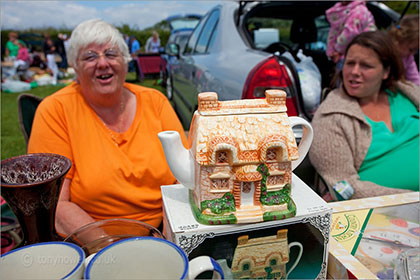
[309,30,419,199]
[28,19,187,235]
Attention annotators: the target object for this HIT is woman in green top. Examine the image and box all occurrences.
[5,32,21,58]
[310,30,419,199]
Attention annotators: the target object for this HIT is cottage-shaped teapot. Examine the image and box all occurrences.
[158,90,313,225]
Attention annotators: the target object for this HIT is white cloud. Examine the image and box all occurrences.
[1,1,100,30]
[1,0,219,30]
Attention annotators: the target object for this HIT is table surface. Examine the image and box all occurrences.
[2,61,14,67]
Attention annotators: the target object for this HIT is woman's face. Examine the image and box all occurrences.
[342,44,390,99]
[8,33,17,40]
[398,39,419,58]
[75,42,127,101]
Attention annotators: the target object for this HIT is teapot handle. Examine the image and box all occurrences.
[289,117,313,171]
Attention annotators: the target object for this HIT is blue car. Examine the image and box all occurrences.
[160,14,201,97]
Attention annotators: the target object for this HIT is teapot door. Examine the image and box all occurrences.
[241,182,255,206]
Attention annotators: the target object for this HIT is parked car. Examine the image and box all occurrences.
[161,29,195,95]
[160,14,201,91]
[164,1,400,131]
[19,33,45,52]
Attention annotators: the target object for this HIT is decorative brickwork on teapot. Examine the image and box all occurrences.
[186,90,299,224]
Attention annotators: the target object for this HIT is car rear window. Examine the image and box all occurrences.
[248,18,293,49]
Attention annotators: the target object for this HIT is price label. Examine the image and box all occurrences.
[178,224,200,231]
[307,205,329,213]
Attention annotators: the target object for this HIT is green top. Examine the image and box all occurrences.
[359,89,419,191]
[6,40,25,57]
[6,40,19,57]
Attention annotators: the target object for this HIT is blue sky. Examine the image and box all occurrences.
[1,0,220,30]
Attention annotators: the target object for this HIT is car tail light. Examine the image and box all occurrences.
[242,56,298,116]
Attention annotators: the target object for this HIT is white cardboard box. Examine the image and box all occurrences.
[162,174,332,279]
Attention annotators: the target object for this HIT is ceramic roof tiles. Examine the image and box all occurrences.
[191,90,299,165]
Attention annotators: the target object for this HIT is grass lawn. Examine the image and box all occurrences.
[1,74,164,160]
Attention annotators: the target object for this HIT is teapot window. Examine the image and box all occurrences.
[266,148,277,161]
[216,150,229,164]
[211,178,229,191]
[267,175,284,186]
[270,258,277,266]
[242,262,250,271]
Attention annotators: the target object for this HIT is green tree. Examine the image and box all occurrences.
[382,1,419,16]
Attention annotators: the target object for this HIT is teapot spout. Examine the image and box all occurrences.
[158,131,195,189]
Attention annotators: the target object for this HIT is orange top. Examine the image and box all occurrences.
[28,82,187,228]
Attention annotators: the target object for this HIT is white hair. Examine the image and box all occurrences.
[67,19,131,69]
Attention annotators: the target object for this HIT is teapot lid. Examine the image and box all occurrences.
[197,90,287,116]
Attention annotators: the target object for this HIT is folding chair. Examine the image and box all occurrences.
[17,93,43,147]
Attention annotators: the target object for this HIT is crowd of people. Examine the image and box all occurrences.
[123,31,162,74]
[2,31,72,87]
[2,29,163,89]
[123,31,161,55]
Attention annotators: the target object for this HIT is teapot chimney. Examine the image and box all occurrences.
[265,89,287,107]
[198,92,219,112]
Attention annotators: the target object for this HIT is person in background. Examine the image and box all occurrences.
[30,53,48,70]
[129,35,140,55]
[388,14,419,86]
[309,30,419,199]
[326,0,376,71]
[5,32,23,60]
[124,34,130,47]
[55,33,68,70]
[128,35,140,73]
[4,33,30,78]
[63,34,70,56]
[14,41,34,82]
[43,34,59,85]
[28,19,187,236]
[145,31,161,53]
[16,41,32,67]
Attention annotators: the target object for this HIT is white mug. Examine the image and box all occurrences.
[289,116,313,171]
[84,236,224,279]
[0,241,85,280]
